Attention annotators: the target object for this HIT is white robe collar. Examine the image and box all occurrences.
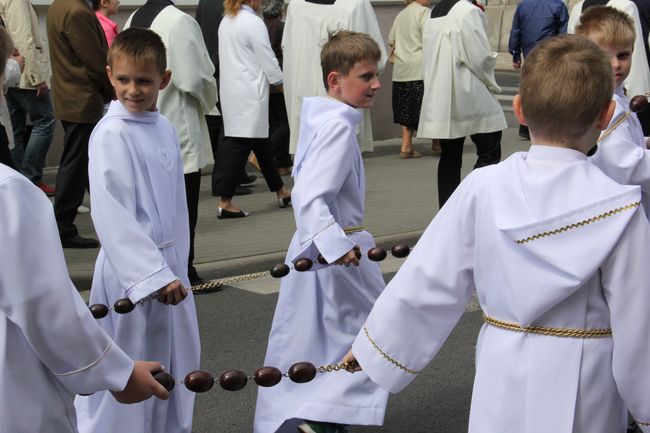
[105,100,160,124]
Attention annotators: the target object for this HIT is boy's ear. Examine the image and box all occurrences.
[106,65,115,84]
[159,70,172,90]
[513,95,526,125]
[596,100,616,130]
[326,71,340,92]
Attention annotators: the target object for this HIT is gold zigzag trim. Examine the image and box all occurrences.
[483,314,612,338]
[363,326,419,375]
[515,202,640,244]
[343,225,364,234]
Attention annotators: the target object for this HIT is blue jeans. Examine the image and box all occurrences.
[7,88,55,183]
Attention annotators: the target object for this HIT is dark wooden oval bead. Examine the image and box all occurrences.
[317,254,328,265]
[391,243,411,258]
[294,258,313,272]
[89,304,109,319]
[367,247,387,262]
[630,95,649,113]
[184,370,214,393]
[270,263,290,278]
[219,369,248,391]
[154,371,176,392]
[288,362,317,383]
[254,366,283,387]
[353,246,362,260]
[113,298,135,314]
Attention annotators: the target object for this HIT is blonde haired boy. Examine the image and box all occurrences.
[255,31,389,433]
[345,34,650,433]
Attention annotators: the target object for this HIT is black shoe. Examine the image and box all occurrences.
[278,196,291,208]
[212,186,252,197]
[217,207,249,219]
[188,269,207,287]
[61,235,100,249]
[240,174,257,185]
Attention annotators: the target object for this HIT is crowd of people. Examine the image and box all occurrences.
[2,0,650,433]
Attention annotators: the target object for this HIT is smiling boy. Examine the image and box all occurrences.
[74,28,201,433]
[254,31,389,433]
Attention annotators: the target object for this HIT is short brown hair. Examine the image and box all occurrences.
[0,28,13,77]
[320,30,381,90]
[575,6,635,48]
[108,28,167,75]
[224,0,245,16]
[520,34,613,141]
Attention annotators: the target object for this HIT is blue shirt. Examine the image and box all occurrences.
[508,0,569,62]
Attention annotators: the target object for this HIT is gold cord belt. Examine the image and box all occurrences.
[483,314,612,338]
[343,225,364,234]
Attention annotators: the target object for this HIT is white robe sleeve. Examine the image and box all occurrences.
[292,120,357,263]
[167,14,217,113]
[89,124,178,302]
[250,17,283,85]
[0,173,133,395]
[458,8,501,94]
[600,207,650,431]
[352,172,478,392]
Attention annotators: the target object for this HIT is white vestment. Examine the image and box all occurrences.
[282,0,387,153]
[219,5,283,138]
[75,101,200,433]
[591,83,650,215]
[568,0,650,98]
[125,6,217,174]
[0,164,133,433]
[254,97,388,433]
[417,0,507,139]
[352,145,650,433]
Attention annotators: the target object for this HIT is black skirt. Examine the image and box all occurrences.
[392,80,424,129]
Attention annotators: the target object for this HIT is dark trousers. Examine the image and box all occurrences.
[637,108,650,136]
[206,115,250,193]
[0,124,14,169]
[438,131,502,208]
[55,121,95,238]
[185,170,201,276]
[268,93,292,168]
[213,136,283,197]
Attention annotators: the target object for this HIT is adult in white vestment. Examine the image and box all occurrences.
[254,97,389,433]
[75,101,200,433]
[0,164,137,433]
[125,0,217,285]
[418,0,506,207]
[568,0,650,98]
[282,0,387,154]
[352,145,650,433]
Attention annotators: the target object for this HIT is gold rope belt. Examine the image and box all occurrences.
[343,226,364,234]
[483,314,612,338]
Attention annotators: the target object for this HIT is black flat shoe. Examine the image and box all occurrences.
[217,207,249,219]
[61,235,100,249]
[278,196,291,208]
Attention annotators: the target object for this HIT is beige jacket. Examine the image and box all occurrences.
[388,2,429,82]
[0,0,50,89]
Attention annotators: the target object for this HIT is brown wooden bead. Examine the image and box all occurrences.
[89,304,109,319]
[367,247,387,262]
[353,246,362,260]
[154,371,176,392]
[317,254,328,265]
[113,298,135,314]
[219,370,248,391]
[288,362,317,383]
[391,243,411,258]
[630,95,649,113]
[184,370,215,393]
[254,366,283,387]
[270,263,290,278]
[294,258,313,272]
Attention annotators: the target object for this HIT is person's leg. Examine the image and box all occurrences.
[54,121,98,247]
[17,90,55,183]
[471,130,502,169]
[0,124,14,169]
[215,136,251,213]
[268,93,292,171]
[249,138,288,203]
[6,89,26,171]
[437,137,465,208]
[184,170,202,285]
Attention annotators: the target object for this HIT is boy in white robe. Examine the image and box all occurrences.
[0,27,170,432]
[254,31,389,433]
[578,7,650,216]
[74,28,201,433]
[344,34,650,433]
[568,0,650,99]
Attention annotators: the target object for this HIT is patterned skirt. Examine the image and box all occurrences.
[392,80,424,129]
